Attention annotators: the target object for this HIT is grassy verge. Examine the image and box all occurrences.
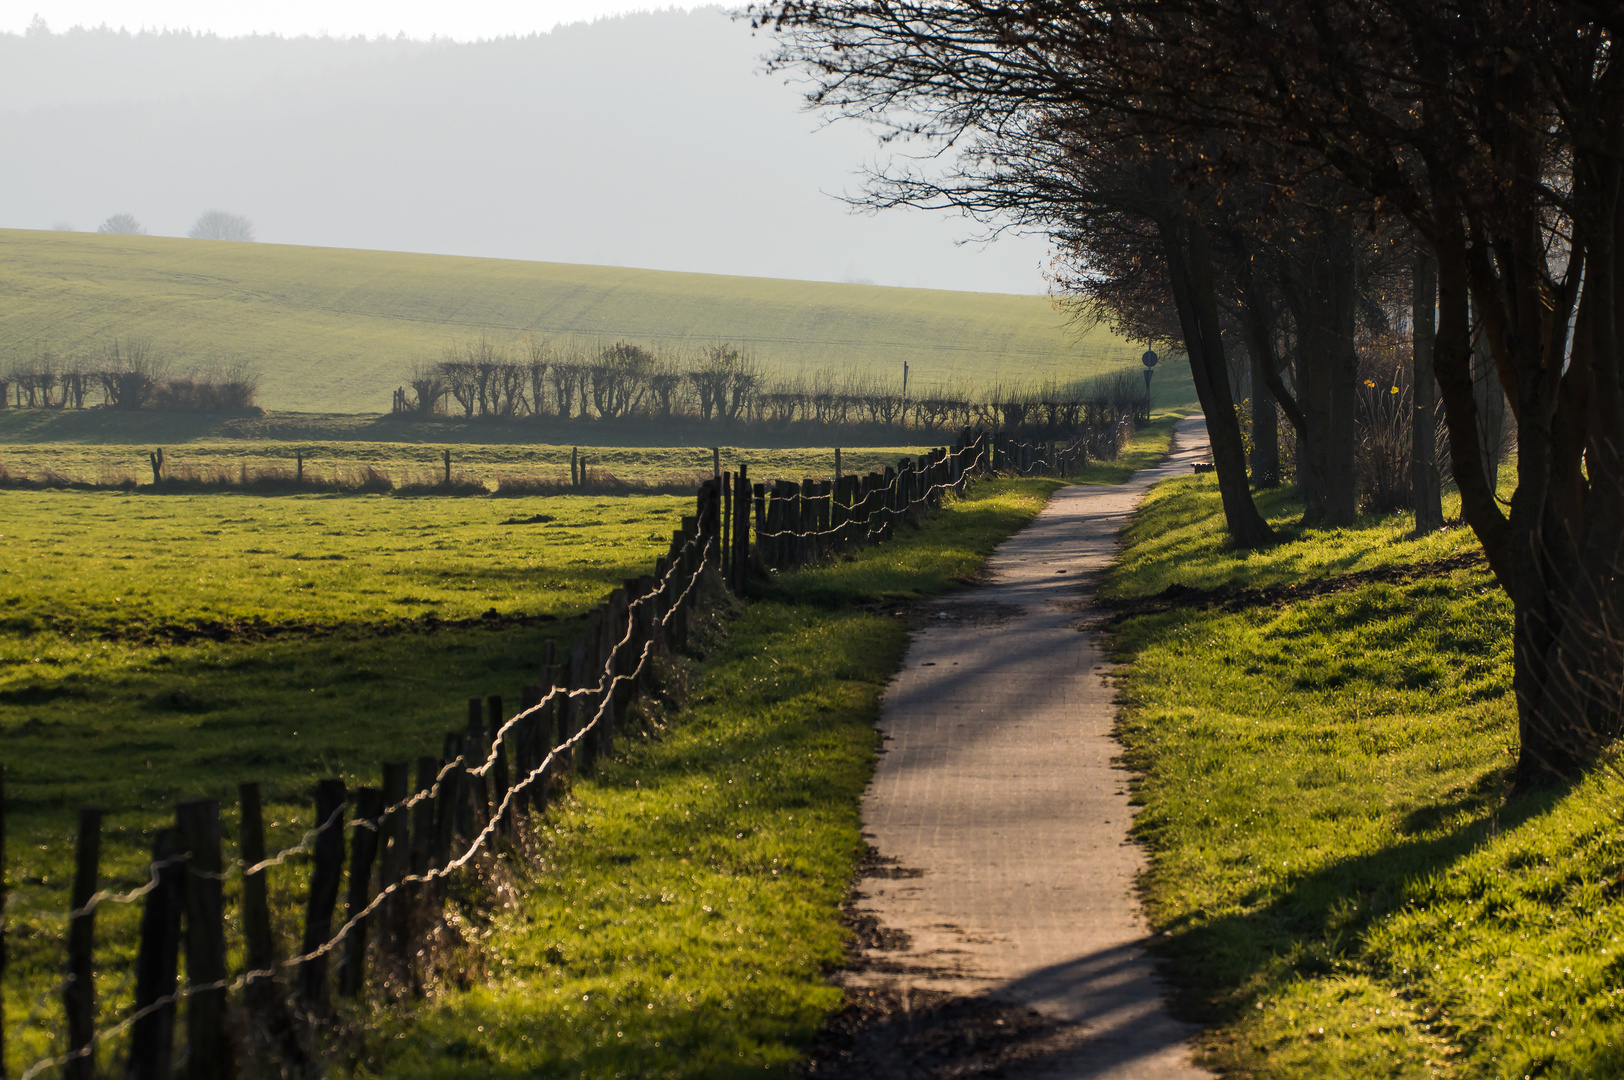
[359,476,1068,1079]
[1107,476,1624,1079]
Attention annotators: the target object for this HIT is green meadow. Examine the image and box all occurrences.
[0,413,1144,1074]
[1106,478,1624,1079]
[0,228,1196,415]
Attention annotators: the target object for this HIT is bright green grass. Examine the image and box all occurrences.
[0,229,1197,414]
[2,408,1171,1075]
[0,489,689,636]
[0,476,1066,1077]
[1108,477,1624,1079]
[1102,477,1483,599]
[0,491,696,1072]
[361,477,1068,1079]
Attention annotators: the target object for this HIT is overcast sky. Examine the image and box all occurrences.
[8,1,713,43]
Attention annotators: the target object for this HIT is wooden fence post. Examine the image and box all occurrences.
[299,779,347,1011]
[379,762,409,957]
[338,787,384,998]
[176,798,230,1080]
[797,479,814,565]
[635,576,658,695]
[753,483,766,562]
[411,756,437,877]
[721,471,732,587]
[461,698,487,838]
[578,612,603,774]
[432,735,461,875]
[487,696,509,834]
[127,827,183,1080]
[442,449,451,486]
[64,805,102,1080]
[520,684,544,811]
[238,781,294,1055]
[563,637,586,773]
[732,466,751,595]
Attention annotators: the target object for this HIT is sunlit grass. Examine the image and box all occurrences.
[1110,477,1624,1079]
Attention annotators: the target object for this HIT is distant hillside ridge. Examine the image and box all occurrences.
[0,229,1195,414]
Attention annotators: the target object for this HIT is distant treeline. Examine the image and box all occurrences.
[0,339,260,413]
[393,337,1153,437]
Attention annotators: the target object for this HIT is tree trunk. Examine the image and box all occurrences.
[1288,221,1360,527]
[1411,250,1444,533]
[1160,209,1277,548]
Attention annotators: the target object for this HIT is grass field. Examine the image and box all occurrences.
[0,468,1078,1076]
[1106,478,1624,1079]
[0,229,1198,415]
[0,427,933,493]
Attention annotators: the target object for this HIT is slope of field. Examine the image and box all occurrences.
[0,229,1195,414]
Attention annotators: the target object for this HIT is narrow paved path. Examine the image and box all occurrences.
[844,416,1214,1079]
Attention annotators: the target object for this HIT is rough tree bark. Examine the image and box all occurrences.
[1160,205,1277,548]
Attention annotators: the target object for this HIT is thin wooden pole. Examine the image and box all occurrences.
[176,798,230,1080]
[487,697,509,834]
[64,805,102,1080]
[338,787,384,998]
[299,779,347,1011]
[127,827,183,1080]
[238,782,277,1014]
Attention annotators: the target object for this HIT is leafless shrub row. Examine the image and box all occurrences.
[396,336,1152,434]
[0,339,261,413]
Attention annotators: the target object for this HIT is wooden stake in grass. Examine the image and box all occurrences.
[432,736,460,875]
[64,805,102,1080]
[300,779,347,1012]
[338,787,384,998]
[128,827,183,1080]
[487,696,509,834]
[411,755,437,877]
[442,448,451,486]
[176,798,231,1080]
[148,447,164,484]
[239,783,280,1030]
[379,761,410,954]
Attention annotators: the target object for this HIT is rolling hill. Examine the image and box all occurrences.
[0,228,1194,414]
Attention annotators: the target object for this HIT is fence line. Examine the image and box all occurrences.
[3,417,1135,1079]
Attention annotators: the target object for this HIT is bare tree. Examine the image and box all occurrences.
[188,210,256,242]
[522,335,551,417]
[408,360,449,417]
[96,214,147,236]
[96,338,164,410]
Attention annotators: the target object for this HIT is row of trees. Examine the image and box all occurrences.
[0,341,259,412]
[752,0,1618,786]
[74,210,255,240]
[395,338,1153,435]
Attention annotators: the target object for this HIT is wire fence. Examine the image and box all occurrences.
[2,418,1130,1078]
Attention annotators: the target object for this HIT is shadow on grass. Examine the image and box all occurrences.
[1150,770,1557,1029]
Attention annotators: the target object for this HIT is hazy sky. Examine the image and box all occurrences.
[4,1,700,39]
[1,6,1054,294]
